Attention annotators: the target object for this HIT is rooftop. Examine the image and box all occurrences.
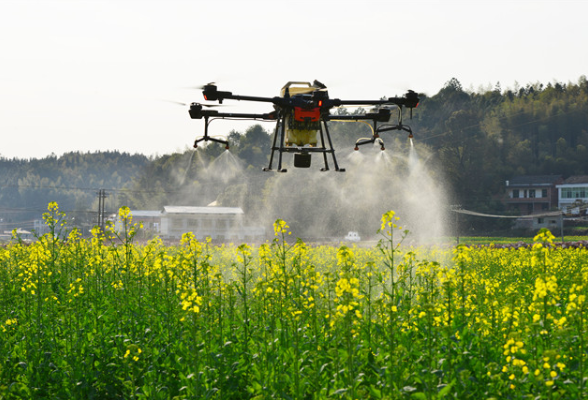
[507,175,563,187]
[130,210,162,218]
[561,175,588,185]
[162,206,244,215]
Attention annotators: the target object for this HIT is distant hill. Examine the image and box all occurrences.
[2,76,588,235]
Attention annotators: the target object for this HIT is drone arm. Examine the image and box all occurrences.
[224,94,284,104]
[324,108,392,123]
[328,90,419,109]
[189,103,277,120]
[205,111,277,120]
[331,99,387,107]
[202,85,286,105]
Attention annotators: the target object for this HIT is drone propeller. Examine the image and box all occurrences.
[162,100,226,108]
[185,82,217,90]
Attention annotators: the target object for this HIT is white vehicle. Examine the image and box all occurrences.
[344,231,361,242]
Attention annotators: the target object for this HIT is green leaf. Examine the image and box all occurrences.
[368,385,382,399]
[410,393,427,400]
[438,380,455,398]
[251,381,262,392]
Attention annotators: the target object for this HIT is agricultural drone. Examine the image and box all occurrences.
[188,80,419,172]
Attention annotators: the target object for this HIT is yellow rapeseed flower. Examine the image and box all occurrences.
[273,219,290,236]
[522,366,529,374]
[550,370,557,378]
[533,314,541,323]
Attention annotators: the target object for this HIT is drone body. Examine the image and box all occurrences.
[189,80,419,172]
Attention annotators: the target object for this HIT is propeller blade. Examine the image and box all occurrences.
[162,100,227,108]
[184,82,217,90]
[164,100,190,106]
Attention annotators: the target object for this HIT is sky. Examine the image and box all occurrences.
[1,0,587,160]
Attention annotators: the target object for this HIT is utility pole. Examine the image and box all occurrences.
[451,204,462,246]
[97,189,108,231]
[560,210,564,244]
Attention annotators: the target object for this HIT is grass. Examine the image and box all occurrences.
[450,235,588,246]
[1,204,587,399]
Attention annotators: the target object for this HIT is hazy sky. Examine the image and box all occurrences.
[1,0,587,159]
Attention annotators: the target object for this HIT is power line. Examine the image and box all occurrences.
[0,184,182,195]
[451,208,562,219]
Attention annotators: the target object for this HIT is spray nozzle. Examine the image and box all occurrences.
[377,138,385,151]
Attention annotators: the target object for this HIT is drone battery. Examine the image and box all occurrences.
[294,153,312,168]
[294,107,320,122]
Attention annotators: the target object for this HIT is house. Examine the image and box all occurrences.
[160,206,265,242]
[0,228,34,242]
[511,212,562,231]
[504,175,564,231]
[33,219,50,236]
[116,210,162,233]
[113,206,265,242]
[505,175,563,214]
[556,175,588,215]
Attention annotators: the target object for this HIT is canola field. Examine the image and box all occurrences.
[1,203,587,399]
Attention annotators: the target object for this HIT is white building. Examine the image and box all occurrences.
[0,228,34,242]
[512,212,562,231]
[33,219,50,236]
[556,175,588,215]
[116,210,162,233]
[160,206,265,242]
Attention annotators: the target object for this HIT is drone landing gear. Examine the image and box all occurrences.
[354,135,385,151]
[264,120,345,172]
[353,112,414,152]
[193,116,229,149]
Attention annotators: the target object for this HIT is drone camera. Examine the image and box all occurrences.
[294,153,312,168]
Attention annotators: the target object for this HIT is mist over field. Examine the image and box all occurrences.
[255,142,449,242]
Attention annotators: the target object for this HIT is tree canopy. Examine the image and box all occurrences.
[2,76,588,236]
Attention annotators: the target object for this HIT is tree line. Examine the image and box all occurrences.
[1,76,587,235]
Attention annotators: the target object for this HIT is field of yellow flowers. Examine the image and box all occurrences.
[0,203,587,399]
